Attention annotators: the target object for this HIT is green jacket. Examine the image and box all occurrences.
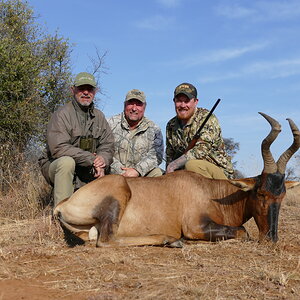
[39,99,114,184]
[166,107,234,178]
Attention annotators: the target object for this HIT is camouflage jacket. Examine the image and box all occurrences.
[107,113,163,176]
[166,107,234,178]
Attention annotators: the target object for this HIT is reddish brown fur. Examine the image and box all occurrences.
[54,171,299,247]
[54,113,300,247]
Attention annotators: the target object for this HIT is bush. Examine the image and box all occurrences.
[0,0,73,193]
[0,148,52,220]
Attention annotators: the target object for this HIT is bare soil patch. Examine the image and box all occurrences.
[0,191,299,300]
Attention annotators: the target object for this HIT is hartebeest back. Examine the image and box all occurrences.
[54,113,300,247]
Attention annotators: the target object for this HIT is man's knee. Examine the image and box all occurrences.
[185,160,204,172]
[146,167,163,177]
[49,156,76,183]
[185,159,227,180]
[55,156,76,172]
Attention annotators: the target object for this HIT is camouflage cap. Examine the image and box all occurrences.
[125,89,146,103]
[74,72,97,88]
[174,83,197,99]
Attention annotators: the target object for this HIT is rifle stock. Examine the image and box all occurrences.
[184,138,198,154]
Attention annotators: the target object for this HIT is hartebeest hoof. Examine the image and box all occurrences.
[163,237,184,248]
[168,239,184,248]
[88,226,98,241]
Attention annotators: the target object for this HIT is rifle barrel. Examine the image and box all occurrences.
[194,98,221,138]
[184,98,221,154]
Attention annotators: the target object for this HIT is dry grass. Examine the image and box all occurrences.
[0,170,300,299]
[0,161,52,221]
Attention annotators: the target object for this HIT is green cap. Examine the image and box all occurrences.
[125,89,146,103]
[74,72,97,88]
[174,83,197,99]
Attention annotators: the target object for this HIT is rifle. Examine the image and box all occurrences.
[184,98,221,154]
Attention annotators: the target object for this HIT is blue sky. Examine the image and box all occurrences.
[28,0,300,176]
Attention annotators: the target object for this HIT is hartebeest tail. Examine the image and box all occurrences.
[54,113,300,247]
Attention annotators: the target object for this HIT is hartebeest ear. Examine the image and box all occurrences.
[285,181,300,189]
[229,178,256,191]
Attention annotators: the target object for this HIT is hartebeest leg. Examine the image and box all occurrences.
[183,219,249,242]
[201,221,249,242]
[96,235,183,248]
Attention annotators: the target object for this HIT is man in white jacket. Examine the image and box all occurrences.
[108,89,163,177]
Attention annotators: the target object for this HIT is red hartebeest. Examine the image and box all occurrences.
[54,113,300,247]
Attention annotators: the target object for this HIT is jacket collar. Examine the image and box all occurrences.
[72,98,95,118]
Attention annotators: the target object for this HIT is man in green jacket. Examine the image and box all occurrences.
[39,72,114,206]
[166,83,234,179]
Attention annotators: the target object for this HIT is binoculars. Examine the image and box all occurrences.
[79,135,96,153]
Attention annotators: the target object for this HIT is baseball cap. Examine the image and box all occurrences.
[125,89,146,103]
[74,72,97,88]
[174,83,197,99]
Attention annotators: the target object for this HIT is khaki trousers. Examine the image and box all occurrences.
[48,156,76,206]
[146,167,163,177]
[185,159,227,179]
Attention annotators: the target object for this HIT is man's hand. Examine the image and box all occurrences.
[121,167,140,177]
[166,162,176,173]
[93,154,106,168]
[93,166,105,178]
[166,155,187,174]
[93,154,106,178]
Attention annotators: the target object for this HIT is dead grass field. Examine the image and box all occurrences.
[0,186,299,300]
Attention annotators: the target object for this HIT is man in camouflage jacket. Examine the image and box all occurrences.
[108,89,163,177]
[166,83,234,179]
[39,72,114,205]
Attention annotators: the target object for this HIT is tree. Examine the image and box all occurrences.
[224,137,239,158]
[0,0,73,145]
[286,154,300,181]
[224,137,244,178]
[0,0,73,190]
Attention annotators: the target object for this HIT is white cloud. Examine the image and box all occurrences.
[165,42,269,68]
[156,0,182,8]
[257,1,300,20]
[245,59,300,78]
[215,0,300,21]
[135,15,174,30]
[202,43,268,63]
[198,58,300,83]
[215,3,255,19]
[198,72,239,84]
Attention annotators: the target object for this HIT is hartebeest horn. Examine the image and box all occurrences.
[259,112,281,174]
[276,118,300,174]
